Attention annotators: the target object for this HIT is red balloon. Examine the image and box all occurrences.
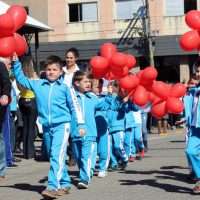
[141,66,158,80]
[0,36,15,57]
[151,101,167,119]
[90,56,109,78]
[185,10,200,30]
[0,13,14,37]
[140,81,153,92]
[179,30,200,51]
[119,74,139,91]
[126,54,136,69]
[170,83,186,98]
[100,43,117,60]
[136,70,144,79]
[14,33,28,56]
[111,65,129,79]
[111,52,127,71]
[7,5,27,31]
[105,70,121,80]
[166,97,184,114]
[132,85,149,106]
[152,81,170,100]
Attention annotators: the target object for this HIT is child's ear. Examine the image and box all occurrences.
[74,81,80,87]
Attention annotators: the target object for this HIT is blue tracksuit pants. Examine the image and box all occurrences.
[43,122,71,190]
[131,126,144,156]
[91,141,97,177]
[97,130,110,171]
[72,138,96,184]
[110,131,128,165]
[124,128,133,157]
[185,127,200,179]
[3,107,13,166]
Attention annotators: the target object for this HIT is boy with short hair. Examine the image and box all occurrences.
[71,71,112,189]
[12,55,84,199]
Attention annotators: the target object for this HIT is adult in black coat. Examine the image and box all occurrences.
[0,61,11,180]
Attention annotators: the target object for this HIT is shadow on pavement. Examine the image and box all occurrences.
[160,166,188,170]
[119,179,192,194]
[119,167,195,194]
[0,183,45,194]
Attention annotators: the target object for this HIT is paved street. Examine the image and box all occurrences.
[0,129,199,200]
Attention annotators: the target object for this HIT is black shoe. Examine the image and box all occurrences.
[108,165,118,172]
[7,163,18,168]
[13,157,21,163]
[144,147,148,153]
[119,161,128,170]
[14,148,22,154]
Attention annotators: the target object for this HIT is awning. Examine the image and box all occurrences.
[0,1,53,33]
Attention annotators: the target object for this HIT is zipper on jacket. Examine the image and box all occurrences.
[48,83,54,125]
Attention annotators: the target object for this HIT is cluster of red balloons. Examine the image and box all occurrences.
[0,5,28,57]
[90,42,186,119]
[90,43,136,80]
[179,10,200,51]
[120,70,186,118]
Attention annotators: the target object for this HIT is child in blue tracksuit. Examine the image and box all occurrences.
[108,82,128,170]
[71,71,111,189]
[12,55,84,199]
[124,101,140,162]
[70,71,113,189]
[130,109,144,160]
[182,86,195,179]
[185,83,200,193]
[91,78,110,178]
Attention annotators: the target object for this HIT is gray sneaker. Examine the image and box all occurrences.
[77,182,88,189]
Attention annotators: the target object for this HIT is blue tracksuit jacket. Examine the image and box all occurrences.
[12,60,83,127]
[70,91,112,140]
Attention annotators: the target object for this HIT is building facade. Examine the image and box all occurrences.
[3,0,200,82]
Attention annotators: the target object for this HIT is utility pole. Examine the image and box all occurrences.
[145,0,155,67]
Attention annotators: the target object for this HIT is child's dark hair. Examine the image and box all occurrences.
[111,80,119,88]
[99,78,104,85]
[65,48,79,58]
[72,70,88,86]
[45,55,63,69]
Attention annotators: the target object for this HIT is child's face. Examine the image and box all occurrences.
[45,64,63,82]
[188,78,198,88]
[112,85,119,94]
[107,85,113,93]
[196,66,200,80]
[92,80,103,95]
[75,76,91,93]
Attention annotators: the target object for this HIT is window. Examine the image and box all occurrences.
[68,2,98,22]
[184,0,197,13]
[165,0,184,16]
[165,0,197,16]
[116,0,144,20]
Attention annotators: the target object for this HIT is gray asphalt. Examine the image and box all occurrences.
[0,128,199,200]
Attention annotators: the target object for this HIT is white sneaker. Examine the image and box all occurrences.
[98,171,107,178]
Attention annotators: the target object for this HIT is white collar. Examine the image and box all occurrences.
[63,64,79,74]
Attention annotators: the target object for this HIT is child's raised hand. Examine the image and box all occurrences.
[12,53,19,62]
[122,95,129,103]
[79,128,86,137]
[0,95,9,106]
